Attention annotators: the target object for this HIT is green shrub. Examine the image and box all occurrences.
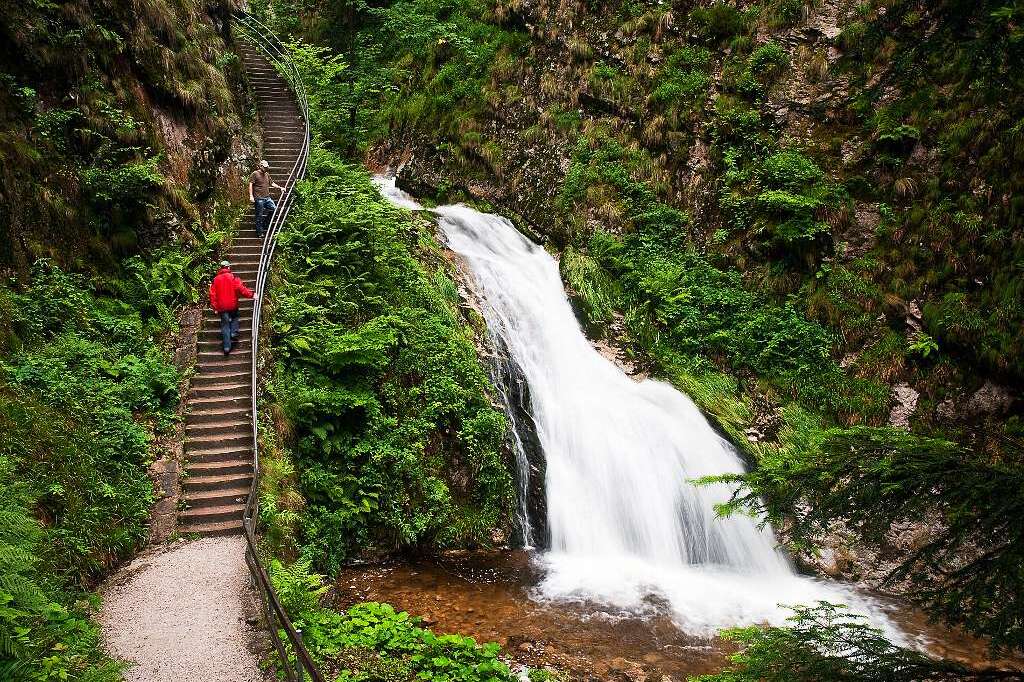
[0,256,186,679]
[748,41,788,76]
[764,0,808,29]
[650,69,710,107]
[691,4,747,41]
[560,244,621,335]
[268,561,516,682]
[719,146,844,251]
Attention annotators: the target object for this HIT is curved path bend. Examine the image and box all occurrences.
[99,38,303,681]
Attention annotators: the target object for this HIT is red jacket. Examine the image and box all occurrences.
[209,267,254,313]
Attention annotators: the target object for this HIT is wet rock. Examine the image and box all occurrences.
[937,398,958,421]
[841,138,864,166]
[905,300,924,334]
[965,381,1015,418]
[839,202,879,259]
[909,142,930,166]
[889,383,919,429]
[493,342,549,548]
[608,657,648,682]
[491,527,508,546]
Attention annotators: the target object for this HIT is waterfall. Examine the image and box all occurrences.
[374,175,898,638]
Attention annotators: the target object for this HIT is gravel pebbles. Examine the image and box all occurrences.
[99,535,265,681]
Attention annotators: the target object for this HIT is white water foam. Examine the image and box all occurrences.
[373,175,902,640]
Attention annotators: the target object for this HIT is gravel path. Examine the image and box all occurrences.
[99,536,265,682]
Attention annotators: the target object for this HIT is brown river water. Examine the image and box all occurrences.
[334,550,1022,681]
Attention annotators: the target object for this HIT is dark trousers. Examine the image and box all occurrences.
[220,309,240,353]
[254,196,276,236]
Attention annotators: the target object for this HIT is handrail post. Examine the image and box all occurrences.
[294,628,305,681]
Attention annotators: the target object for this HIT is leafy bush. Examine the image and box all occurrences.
[649,68,710,108]
[80,155,164,213]
[560,243,621,335]
[748,41,788,76]
[621,248,836,384]
[262,46,514,574]
[727,41,788,99]
[764,0,809,29]
[268,562,516,682]
[0,256,186,679]
[720,147,844,252]
[559,134,687,236]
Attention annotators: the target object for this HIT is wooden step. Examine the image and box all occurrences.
[197,348,251,359]
[183,472,253,492]
[220,253,262,262]
[190,366,251,383]
[186,459,254,477]
[184,486,251,508]
[185,427,252,446]
[189,383,251,400]
[185,427,250,444]
[197,338,250,351]
[188,394,250,411]
[187,450,251,466]
[187,406,250,425]
[191,348,250,364]
[178,518,244,537]
[201,313,255,323]
[179,502,246,525]
[198,330,253,343]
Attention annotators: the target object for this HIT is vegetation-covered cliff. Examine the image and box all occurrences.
[1,0,1021,679]
[253,0,1024,675]
[0,1,248,678]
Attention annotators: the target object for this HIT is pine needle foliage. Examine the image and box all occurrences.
[706,427,1024,651]
[689,603,977,682]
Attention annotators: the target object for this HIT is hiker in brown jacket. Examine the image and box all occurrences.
[249,159,285,237]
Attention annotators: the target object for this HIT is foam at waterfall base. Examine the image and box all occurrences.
[534,552,908,643]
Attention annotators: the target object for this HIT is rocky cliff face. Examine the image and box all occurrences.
[0,0,256,274]
[323,0,1024,594]
[369,0,1020,452]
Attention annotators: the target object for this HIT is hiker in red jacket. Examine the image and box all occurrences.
[209,260,254,356]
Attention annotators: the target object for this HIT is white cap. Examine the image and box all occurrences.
[260,159,269,168]
[220,260,231,267]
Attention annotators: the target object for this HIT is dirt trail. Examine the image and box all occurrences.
[98,536,265,682]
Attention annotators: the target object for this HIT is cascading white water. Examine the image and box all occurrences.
[374,176,900,638]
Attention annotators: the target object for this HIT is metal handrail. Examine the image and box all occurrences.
[230,11,323,682]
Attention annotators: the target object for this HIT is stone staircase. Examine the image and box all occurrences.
[178,40,304,536]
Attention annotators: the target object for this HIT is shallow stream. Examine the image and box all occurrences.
[335,551,1018,680]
